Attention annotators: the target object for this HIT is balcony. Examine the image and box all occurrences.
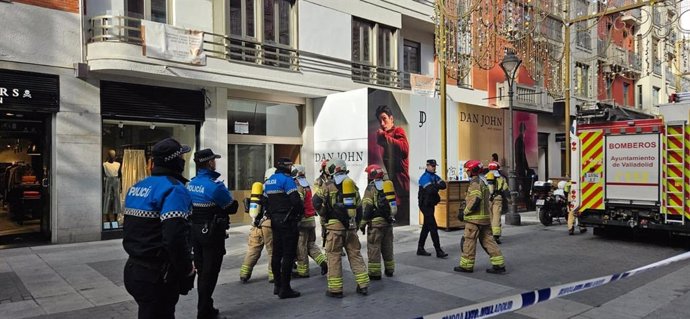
[576,31,592,51]
[621,8,642,26]
[495,82,554,113]
[598,41,641,73]
[88,15,414,91]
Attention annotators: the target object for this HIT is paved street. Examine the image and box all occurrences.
[1,212,689,319]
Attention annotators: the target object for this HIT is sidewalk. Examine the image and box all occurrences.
[0,213,543,319]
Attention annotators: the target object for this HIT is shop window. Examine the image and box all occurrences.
[403,40,421,89]
[227,100,302,137]
[101,120,196,230]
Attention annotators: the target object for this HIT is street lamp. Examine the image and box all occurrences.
[500,49,522,226]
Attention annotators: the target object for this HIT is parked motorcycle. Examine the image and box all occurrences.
[533,181,568,226]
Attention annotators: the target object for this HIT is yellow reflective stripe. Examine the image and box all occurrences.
[460,257,474,269]
[315,254,326,265]
[368,262,382,275]
[240,264,252,276]
[489,256,505,266]
[492,226,502,236]
[268,271,273,280]
[384,260,395,270]
[327,277,343,288]
[296,263,309,275]
[469,190,482,196]
[354,272,370,285]
[301,216,315,222]
[464,214,490,221]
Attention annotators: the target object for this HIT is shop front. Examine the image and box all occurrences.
[99,81,204,238]
[0,69,58,246]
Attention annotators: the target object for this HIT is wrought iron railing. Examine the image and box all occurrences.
[88,15,421,90]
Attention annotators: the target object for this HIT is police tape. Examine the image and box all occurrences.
[416,251,690,319]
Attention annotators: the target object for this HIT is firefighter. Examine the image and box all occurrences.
[417,159,448,258]
[360,164,395,280]
[486,161,508,244]
[454,160,506,274]
[188,149,238,319]
[566,180,587,235]
[291,164,328,278]
[122,138,196,319]
[264,158,303,299]
[239,168,276,284]
[312,159,369,298]
[313,160,331,248]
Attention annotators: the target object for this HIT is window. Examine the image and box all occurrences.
[575,62,590,98]
[227,100,302,137]
[403,40,421,89]
[352,17,398,86]
[352,18,373,64]
[637,85,643,109]
[606,78,613,100]
[101,120,196,230]
[264,0,294,46]
[623,82,630,106]
[653,86,660,106]
[126,0,168,23]
[575,22,591,50]
[229,0,255,38]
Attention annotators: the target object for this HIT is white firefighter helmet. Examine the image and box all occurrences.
[291,164,306,177]
[328,159,348,175]
[264,167,277,181]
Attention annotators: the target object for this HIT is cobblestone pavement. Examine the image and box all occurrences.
[0,212,688,319]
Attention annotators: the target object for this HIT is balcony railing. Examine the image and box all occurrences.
[653,8,662,26]
[599,41,641,72]
[89,15,419,90]
[576,31,592,50]
[495,82,554,113]
[666,67,675,84]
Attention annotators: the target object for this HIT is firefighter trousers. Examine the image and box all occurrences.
[325,228,369,293]
[490,195,503,237]
[296,225,326,276]
[459,222,505,271]
[367,225,394,277]
[567,209,586,232]
[240,220,273,282]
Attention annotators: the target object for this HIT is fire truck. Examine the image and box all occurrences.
[569,101,690,235]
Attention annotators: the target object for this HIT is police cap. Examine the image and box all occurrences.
[152,138,191,162]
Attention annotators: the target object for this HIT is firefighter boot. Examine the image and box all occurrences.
[320,262,328,276]
[417,246,432,256]
[240,275,250,284]
[356,286,368,296]
[568,227,574,236]
[325,291,343,298]
[453,266,473,273]
[486,265,506,274]
[370,275,382,281]
[385,270,394,277]
[494,235,502,244]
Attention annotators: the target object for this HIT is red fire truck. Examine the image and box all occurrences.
[570,102,690,235]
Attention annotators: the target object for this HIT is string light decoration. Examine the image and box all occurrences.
[436,0,690,99]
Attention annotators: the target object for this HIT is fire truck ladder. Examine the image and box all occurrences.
[664,121,686,225]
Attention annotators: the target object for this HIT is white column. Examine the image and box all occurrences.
[200,87,229,181]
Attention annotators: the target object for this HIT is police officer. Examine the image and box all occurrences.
[486,161,508,244]
[291,165,328,278]
[313,159,369,298]
[122,138,196,319]
[361,164,395,280]
[417,159,448,258]
[454,160,506,274]
[264,158,303,299]
[188,149,238,319]
[239,168,275,284]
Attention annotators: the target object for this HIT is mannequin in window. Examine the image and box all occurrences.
[103,149,122,225]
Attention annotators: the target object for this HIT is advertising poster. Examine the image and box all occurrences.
[512,111,538,177]
[368,90,411,225]
[457,103,505,165]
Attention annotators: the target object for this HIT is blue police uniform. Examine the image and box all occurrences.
[417,167,448,257]
[264,166,303,298]
[123,171,194,319]
[188,168,234,319]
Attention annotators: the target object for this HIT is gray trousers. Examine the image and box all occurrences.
[103,176,121,215]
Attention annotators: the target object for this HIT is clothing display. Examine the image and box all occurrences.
[119,149,149,226]
[103,161,122,217]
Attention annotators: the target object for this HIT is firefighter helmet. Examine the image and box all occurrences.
[488,161,500,171]
[328,159,348,175]
[264,167,277,181]
[464,160,483,176]
[291,164,306,178]
[365,164,384,180]
[319,159,329,174]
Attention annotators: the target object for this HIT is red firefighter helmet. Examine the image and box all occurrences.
[488,161,500,171]
[319,159,329,175]
[464,160,483,176]
[365,164,385,180]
